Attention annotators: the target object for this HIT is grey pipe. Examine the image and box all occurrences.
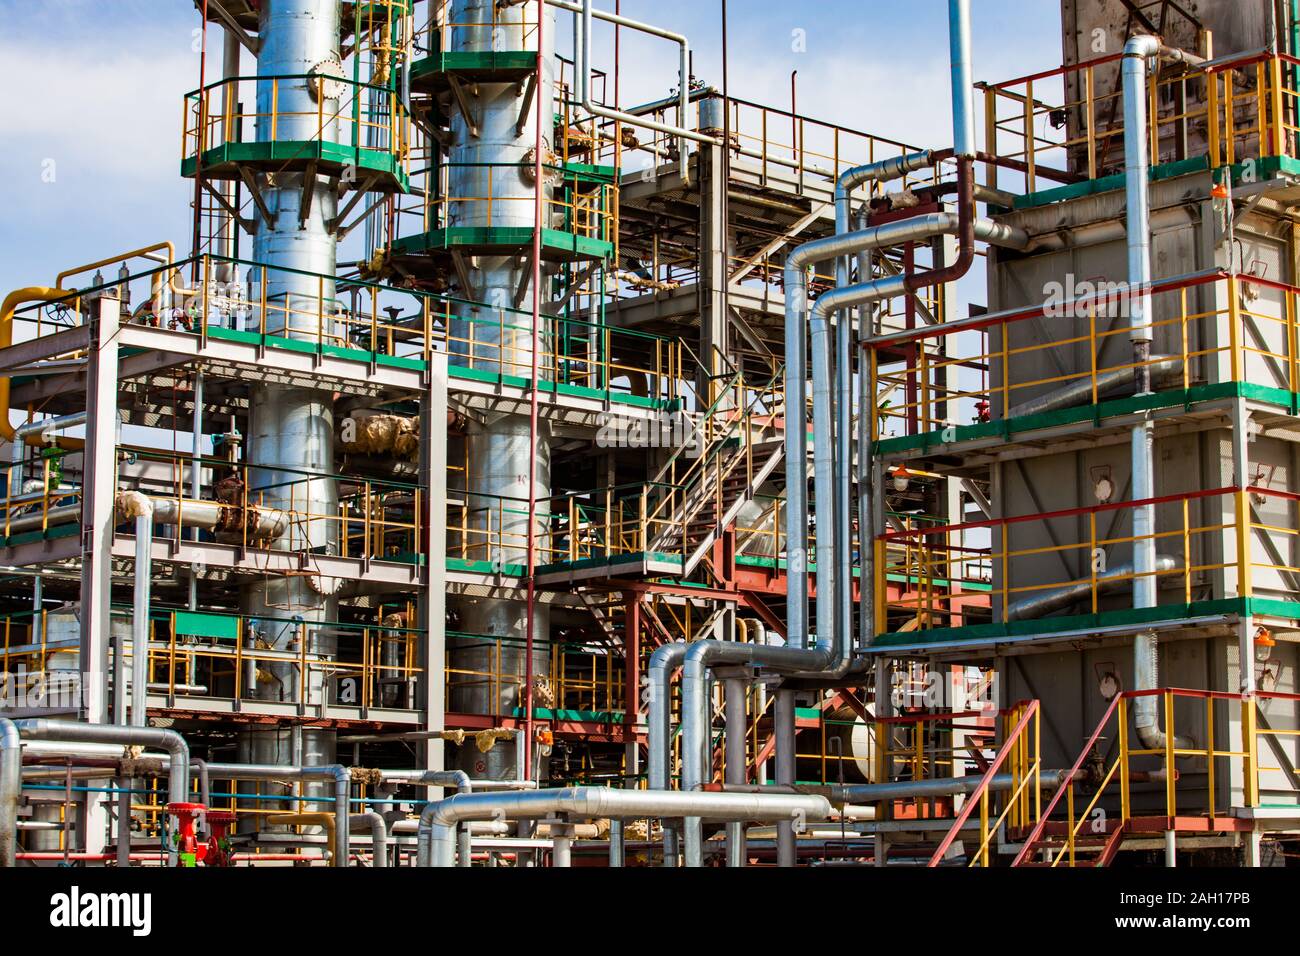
[351,812,388,867]
[774,691,796,867]
[0,718,19,867]
[833,152,938,665]
[418,787,832,868]
[205,762,350,867]
[608,818,624,866]
[724,677,747,867]
[375,768,473,867]
[1122,35,1197,753]
[1006,555,1178,622]
[949,0,976,159]
[569,0,713,191]
[1006,356,1184,418]
[16,720,189,866]
[16,720,189,806]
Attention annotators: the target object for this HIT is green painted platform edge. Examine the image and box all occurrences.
[870,596,1300,648]
[388,226,613,261]
[536,551,682,574]
[447,557,528,576]
[174,611,240,640]
[0,523,79,549]
[447,364,674,410]
[204,325,426,370]
[1011,155,1300,210]
[874,381,1294,457]
[511,707,627,723]
[182,141,408,189]
[410,50,538,80]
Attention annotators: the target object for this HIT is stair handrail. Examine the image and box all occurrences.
[1010,691,1123,866]
[926,698,1040,867]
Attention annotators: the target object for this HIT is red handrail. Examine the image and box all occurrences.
[1011,692,1122,866]
[926,699,1039,867]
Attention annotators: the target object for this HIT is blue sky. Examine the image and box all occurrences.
[0,0,1064,304]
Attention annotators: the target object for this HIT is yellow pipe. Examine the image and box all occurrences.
[276,812,338,867]
[0,287,79,442]
[56,240,174,291]
[55,240,197,303]
[24,434,83,452]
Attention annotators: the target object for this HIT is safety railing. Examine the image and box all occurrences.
[7,254,700,410]
[401,160,617,246]
[115,446,424,568]
[979,49,1299,194]
[0,459,82,544]
[182,73,411,171]
[0,609,80,678]
[869,271,1300,443]
[1013,688,1300,867]
[444,633,626,719]
[875,484,1296,637]
[583,90,940,192]
[928,700,1042,866]
[148,608,423,712]
[875,509,992,633]
[870,701,1007,824]
[413,0,540,58]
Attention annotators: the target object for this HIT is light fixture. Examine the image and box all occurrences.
[891,465,910,492]
[1254,625,1276,664]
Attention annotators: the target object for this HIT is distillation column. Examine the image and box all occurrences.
[236,0,343,796]
[446,0,555,778]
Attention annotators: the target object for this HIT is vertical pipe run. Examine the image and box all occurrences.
[774,690,796,867]
[239,0,345,822]
[1121,36,1194,753]
[0,719,19,868]
[724,678,747,867]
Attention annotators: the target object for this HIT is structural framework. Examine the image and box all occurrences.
[1,0,1299,868]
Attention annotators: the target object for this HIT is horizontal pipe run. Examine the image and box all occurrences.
[418,787,833,867]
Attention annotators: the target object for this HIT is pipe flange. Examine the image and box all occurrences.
[309,57,347,102]
[521,147,562,187]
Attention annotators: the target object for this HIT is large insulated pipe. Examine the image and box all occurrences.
[20,723,189,863]
[833,152,942,656]
[0,718,19,867]
[375,768,474,867]
[417,786,832,867]
[238,0,346,805]
[1121,35,1202,752]
[1006,555,1179,621]
[445,0,555,755]
[15,721,189,806]
[1006,356,1183,418]
[205,762,350,866]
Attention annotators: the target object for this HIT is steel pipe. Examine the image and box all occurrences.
[1121,35,1198,752]
[417,787,832,867]
[0,718,19,867]
[205,762,350,867]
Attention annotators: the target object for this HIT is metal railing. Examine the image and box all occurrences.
[928,700,1042,867]
[869,271,1300,443]
[1013,688,1300,867]
[875,484,1294,637]
[980,49,1299,194]
[182,74,411,170]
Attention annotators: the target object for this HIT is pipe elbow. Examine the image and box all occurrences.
[114,490,154,521]
[1123,35,1161,60]
[649,642,687,672]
